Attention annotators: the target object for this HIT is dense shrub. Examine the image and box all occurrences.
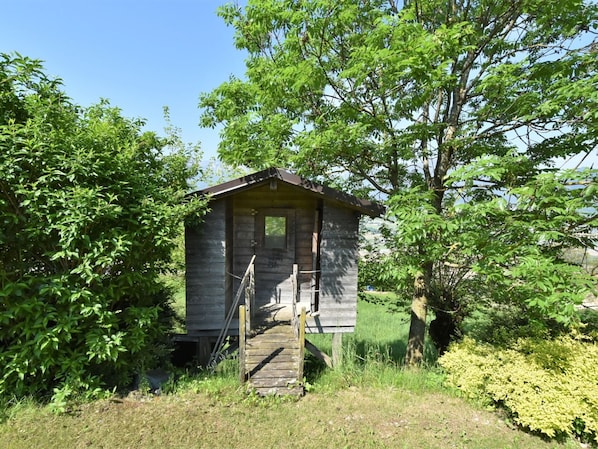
[0,53,207,403]
[439,336,598,442]
[579,308,598,341]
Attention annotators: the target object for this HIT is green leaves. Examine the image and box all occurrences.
[201,0,597,357]
[381,156,597,333]
[445,160,597,326]
[440,336,598,441]
[0,53,208,401]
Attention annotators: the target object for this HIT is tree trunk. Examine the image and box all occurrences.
[405,264,431,366]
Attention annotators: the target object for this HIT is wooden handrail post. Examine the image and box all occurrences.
[239,305,246,383]
[292,264,298,303]
[245,263,254,332]
[250,263,255,329]
[298,306,306,381]
[292,264,299,337]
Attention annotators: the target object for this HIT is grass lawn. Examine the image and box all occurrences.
[0,386,577,449]
[0,293,584,449]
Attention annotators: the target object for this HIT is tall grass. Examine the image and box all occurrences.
[304,294,443,393]
[164,291,444,397]
[165,359,241,398]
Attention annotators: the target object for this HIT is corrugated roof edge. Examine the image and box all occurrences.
[186,167,385,217]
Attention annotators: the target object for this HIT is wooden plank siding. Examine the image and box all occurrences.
[232,184,317,308]
[224,199,234,320]
[306,202,360,333]
[185,200,227,333]
[185,178,368,336]
[232,210,255,285]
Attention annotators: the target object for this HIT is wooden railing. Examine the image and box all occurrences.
[297,306,306,382]
[239,304,247,383]
[245,262,255,332]
[208,255,256,371]
[239,262,306,387]
[291,264,306,382]
[291,264,299,338]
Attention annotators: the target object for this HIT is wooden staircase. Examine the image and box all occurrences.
[240,304,306,396]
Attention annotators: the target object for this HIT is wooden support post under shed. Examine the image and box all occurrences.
[197,337,212,368]
[332,333,343,367]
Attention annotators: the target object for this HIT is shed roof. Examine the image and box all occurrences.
[188,168,385,217]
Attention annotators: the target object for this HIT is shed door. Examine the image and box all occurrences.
[254,209,296,307]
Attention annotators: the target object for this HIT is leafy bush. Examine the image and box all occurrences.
[579,308,598,341]
[0,53,207,402]
[439,336,598,442]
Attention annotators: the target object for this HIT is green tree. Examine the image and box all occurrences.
[200,0,598,364]
[0,53,207,401]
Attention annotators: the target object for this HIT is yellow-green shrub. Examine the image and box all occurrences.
[439,336,598,442]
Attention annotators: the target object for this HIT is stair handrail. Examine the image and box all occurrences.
[291,264,299,338]
[245,262,255,331]
[208,255,256,371]
[297,306,306,382]
[291,264,306,384]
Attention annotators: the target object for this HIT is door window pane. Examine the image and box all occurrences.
[265,216,286,248]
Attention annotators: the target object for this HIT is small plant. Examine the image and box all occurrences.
[302,377,314,393]
[137,375,152,396]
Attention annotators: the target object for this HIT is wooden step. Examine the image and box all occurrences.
[242,320,304,396]
[249,330,296,339]
[247,361,299,374]
[245,351,300,369]
[246,342,300,352]
[246,376,304,395]
[246,352,299,362]
[252,385,305,396]
[250,327,295,337]
[248,368,298,377]
[249,377,301,388]
[247,333,298,341]
[246,354,300,364]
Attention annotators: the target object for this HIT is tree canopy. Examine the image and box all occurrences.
[200,0,598,363]
[0,53,207,401]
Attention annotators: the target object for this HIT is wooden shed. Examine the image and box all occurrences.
[184,168,383,393]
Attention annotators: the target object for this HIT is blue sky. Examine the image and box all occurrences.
[1,0,246,161]
[2,1,596,170]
